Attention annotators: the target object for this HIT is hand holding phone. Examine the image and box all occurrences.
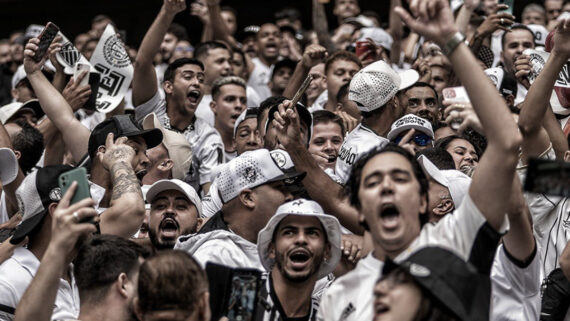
[58,167,94,223]
[33,22,60,62]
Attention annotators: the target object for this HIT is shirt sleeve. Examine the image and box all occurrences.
[134,91,162,122]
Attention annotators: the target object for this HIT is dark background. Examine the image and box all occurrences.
[1,0,541,47]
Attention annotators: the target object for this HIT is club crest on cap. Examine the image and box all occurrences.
[292,199,304,206]
[408,263,431,277]
[49,187,62,202]
[243,167,257,183]
[270,150,287,169]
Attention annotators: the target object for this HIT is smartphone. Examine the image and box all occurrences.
[33,22,60,62]
[498,0,514,15]
[84,73,101,111]
[74,63,90,87]
[524,158,570,197]
[442,86,470,104]
[58,167,92,220]
[205,263,263,321]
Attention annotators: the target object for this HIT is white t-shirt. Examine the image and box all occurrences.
[247,58,272,102]
[195,94,214,127]
[308,90,328,113]
[134,91,224,193]
[335,124,389,185]
[0,248,80,321]
[318,193,506,321]
[491,244,542,321]
[0,192,8,225]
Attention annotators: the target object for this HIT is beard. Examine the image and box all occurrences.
[148,224,196,251]
[273,248,325,283]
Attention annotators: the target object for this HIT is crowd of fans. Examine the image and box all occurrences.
[0,0,570,320]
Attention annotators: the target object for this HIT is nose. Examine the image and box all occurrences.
[323,140,335,153]
[140,153,151,170]
[374,279,390,298]
[247,132,260,146]
[380,177,394,195]
[294,231,308,245]
[462,153,474,165]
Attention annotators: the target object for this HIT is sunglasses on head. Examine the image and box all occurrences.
[394,133,433,147]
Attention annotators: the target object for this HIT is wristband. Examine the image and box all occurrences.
[442,32,465,56]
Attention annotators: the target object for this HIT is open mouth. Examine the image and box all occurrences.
[374,302,390,315]
[230,113,241,121]
[159,218,179,239]
[288,249,311,269]
[135,169,147,183]
[266,43,278,52]
[187,90,201,103]
[379,203,400,229]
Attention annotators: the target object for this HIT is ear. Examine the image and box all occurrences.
[324,243,331,261]
[268,243,276,260]
[10,88,18,100]
[268,80,274,90]
[13,150,21,160]
[565,150,570,162]
[196,217,205,231]
[238,189,256,210]
[48,202,58,218]
[336,102,343,111]
[116,272,129,299]
[199,291,211,321]
[419,193,428,218]
[433,198,454,215]
[210,100,217,114]
[163,80,173,95]
[506,94,515,107]
[158,159,174,172]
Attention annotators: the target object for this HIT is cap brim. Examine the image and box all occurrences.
[10,210,46,244]
[0,148,18,185]
[387,125,433,141]
[126,128,163,150]
[267,170,306,186]
[398,69,420,91]
[21,100,44,119]
[417,155,449,188]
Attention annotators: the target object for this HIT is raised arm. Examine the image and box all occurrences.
[389,0,403,65]
[396,0,522,231]
[132,0,186,106]
[503,175,535,262]
[518,17,570,163]
[312,0,336,53]
[205,0,237,47]
[97,134,145,238]
[14,183,98,321]
[23,38,91,164]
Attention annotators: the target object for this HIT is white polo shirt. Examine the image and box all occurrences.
[247,58,272,101]
[0,248,80,321]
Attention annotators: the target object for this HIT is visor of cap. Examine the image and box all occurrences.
[10,209,47,244]
[146,179,202,217]
[417,155,449,188]
[0,148,18,185]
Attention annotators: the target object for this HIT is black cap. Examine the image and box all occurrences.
[87,115,163,157]
[11,165,73,244]
[271,58,298,80]
[236,25,260,43]
[383,247,491,321]
[266,102,313,144]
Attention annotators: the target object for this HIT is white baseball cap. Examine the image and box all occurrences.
[0,99,44,124]
[233,107,258,138]
[145,179,202,217]
[349,61,419,112]
[0,148,18,185]
[216,149,305,203]
[142,113,192,180]
[257,199,342,279]
[527,24,549,48]
[387,114,434,141]
[357,27,393,51]
[417,155,471,207]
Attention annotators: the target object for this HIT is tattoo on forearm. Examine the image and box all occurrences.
[110,162,142,201]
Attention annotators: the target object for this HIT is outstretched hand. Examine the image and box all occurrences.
[23,38,50,76]
[272,100,304,148]
[163,0,186,15]
[552,14,570,58]
[394,0,458,46]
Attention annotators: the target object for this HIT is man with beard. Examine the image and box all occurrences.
[256,199,341,320]
[146,179,202,251]
[133,0,223,195]
[398,82,440,128]
[500,25,535,104]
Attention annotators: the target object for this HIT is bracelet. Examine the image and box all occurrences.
[441,32,465,56]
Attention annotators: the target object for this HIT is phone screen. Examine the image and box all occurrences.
[34,22,60,62]
[227,273,260,321]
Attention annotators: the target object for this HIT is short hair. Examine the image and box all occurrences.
[501,24,535,49]
[523,3,546,15]
[138,250,207,315]
[346,144,429,226]
[74,235,149,304]
[232,47,246,64]
[211,76,247,100]
[416,147,456,170]
[325,50,362,75]
[336,83,350,103]
[194,41,231,62]
[163,58,204,83]
[435,134,483,159]
[12,120,44,174]
[312,110,346,135]
[257,96,286,131]
[167,23,189,42]
[399,81,439,103]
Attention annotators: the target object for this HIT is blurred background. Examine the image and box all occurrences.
[1,0,538,47]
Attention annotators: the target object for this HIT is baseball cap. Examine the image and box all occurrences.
[271,58,297,80]
[383,246,490,321]
[142,113,192,180]
[11,65,27,90]
[0,148,18,185]
[236,25,260,43]
[216,149,305,203]
[387,114,434,141]
[349,60,419,112]
[484,67,517,98]
[233,107,258,138]
[417,155,471,207]
[88,115,163,157]
[145,179,202,217]
[257,198,341,279]
[357,27,393,51]
[527,24,549,48]
[0,99,44,124]
[11,165,73,244]
[344,15,375,28]
[265,103,313,144]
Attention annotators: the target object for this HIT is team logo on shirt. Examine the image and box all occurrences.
[339,303,356,321]
[338,146,357,165]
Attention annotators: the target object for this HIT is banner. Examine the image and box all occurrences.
[89,24,133,113]
[524,49,570,116]
[55,32,92,75]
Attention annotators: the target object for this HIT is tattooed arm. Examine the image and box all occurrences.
[98,134,145,238]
